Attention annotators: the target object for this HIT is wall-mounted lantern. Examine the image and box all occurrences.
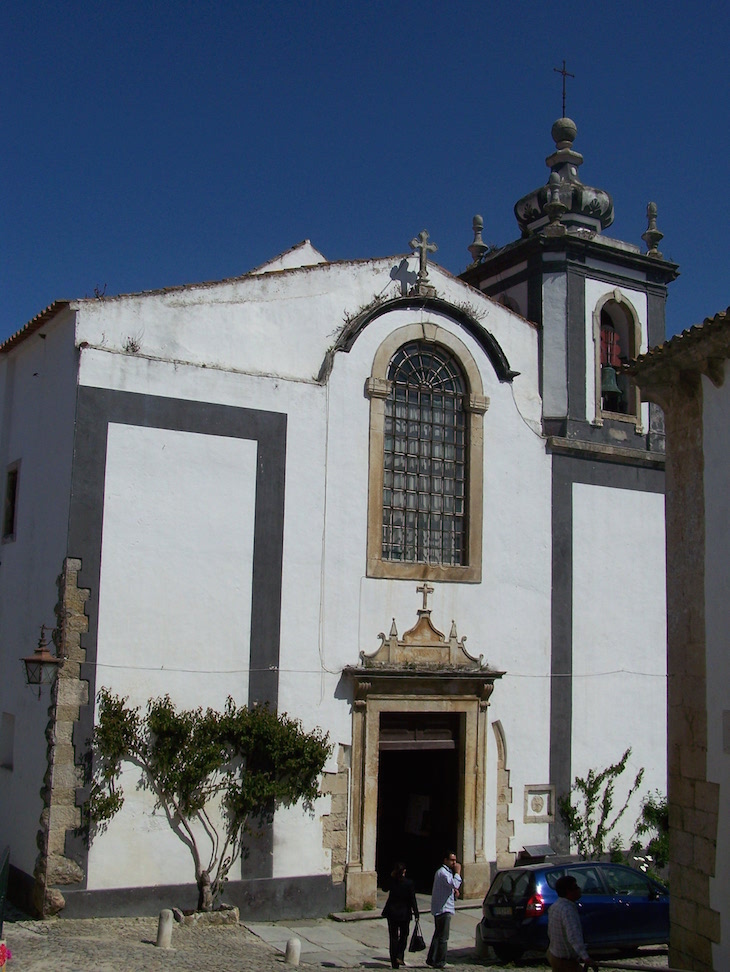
[21,625,63,695]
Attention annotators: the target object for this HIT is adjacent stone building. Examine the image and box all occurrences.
[0,118,675,919]
[630,310,730,971]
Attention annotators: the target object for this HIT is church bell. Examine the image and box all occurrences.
[600,364,622,400]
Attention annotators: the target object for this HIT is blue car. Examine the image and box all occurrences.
[475,860,669,962]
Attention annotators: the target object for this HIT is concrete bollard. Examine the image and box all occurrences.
[156,908,174,949]
[284,936,301,965]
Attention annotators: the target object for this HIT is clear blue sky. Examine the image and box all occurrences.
[2,0,727,342]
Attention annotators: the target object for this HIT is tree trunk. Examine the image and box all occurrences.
[197,869,213,912]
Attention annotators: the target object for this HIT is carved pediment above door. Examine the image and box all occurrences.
[342,583,504,700]
[340,585,504,911]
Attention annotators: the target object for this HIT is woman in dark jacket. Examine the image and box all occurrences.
[382,861,419,968]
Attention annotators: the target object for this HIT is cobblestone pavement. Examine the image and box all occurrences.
[1,905,670,972]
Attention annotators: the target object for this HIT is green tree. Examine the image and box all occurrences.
[88,690,331,909]
[558,748,644,860]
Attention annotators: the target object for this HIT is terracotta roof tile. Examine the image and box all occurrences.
[628,307,730,375]
[0,301,71,354]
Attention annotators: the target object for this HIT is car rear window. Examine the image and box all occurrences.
[489,870,533,902]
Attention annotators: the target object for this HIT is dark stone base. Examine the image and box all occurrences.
[14,872,345,921]
[8,865,37,918]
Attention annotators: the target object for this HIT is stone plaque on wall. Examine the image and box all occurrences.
[523,785,555,824]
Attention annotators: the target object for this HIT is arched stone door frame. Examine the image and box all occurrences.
[342,669,501,909]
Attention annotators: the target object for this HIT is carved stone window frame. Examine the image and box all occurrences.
[365,323,488,582]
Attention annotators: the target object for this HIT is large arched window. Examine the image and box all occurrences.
[383,342,467,565]
[366,324,488,582]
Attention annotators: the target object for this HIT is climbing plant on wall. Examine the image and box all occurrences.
[558,748,644,860]
[88,690,331,910]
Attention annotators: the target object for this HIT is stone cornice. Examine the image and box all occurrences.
[546,436,665,469]
[461,233,679,291]
[342,666,504,702]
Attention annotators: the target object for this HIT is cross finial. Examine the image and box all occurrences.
[553,60,574,117]
[417,582,434,612]
[410,229,438,290]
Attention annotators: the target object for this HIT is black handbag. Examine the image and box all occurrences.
[409,918,426,952]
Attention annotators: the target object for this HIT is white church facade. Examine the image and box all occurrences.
[0,118,677,918]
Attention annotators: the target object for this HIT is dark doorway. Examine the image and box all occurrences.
[376,713,461,893]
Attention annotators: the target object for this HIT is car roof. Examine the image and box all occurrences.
[498,860,630,874]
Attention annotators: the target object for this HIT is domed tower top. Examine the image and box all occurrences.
[514,117,614,238]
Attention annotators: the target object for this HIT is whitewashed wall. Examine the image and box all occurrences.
[0,310,78,875]
[702,365,730,971]
[77,258,552,886]
[571,483,667,844]
[2,252,672,899]
[86,425,258,889]
[318,288,551,862]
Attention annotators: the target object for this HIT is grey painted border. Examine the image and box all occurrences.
[548,454,664,852]
[478,255,665,305]
[57,873,344,921]
[66,386,287,884]
[462,235,678,293]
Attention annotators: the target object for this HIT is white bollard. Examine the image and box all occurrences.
[156,908,174,948]
[284,936,301,966]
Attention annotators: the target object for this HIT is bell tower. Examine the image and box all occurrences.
[461,117,678,454]
[460,118,678,852]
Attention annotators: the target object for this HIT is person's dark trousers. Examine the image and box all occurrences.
[387,918,409,968]
[426,913,451,968]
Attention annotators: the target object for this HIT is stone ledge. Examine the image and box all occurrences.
[546,435,665,468]
[172,905,239,927]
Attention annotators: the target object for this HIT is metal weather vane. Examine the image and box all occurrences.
[553,59,575,117]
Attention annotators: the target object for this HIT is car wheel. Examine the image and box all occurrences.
[492,944,524,962]
[474,923,489,959]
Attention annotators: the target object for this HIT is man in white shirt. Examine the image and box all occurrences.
[426,852,462,969]
[547,874,595,971]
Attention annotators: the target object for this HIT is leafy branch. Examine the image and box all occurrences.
[558,748,644,860]
[629,789,669,872]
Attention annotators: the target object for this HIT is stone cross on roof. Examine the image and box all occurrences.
[410,229,437,294]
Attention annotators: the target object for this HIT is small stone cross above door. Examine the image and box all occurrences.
[417,582,434,612]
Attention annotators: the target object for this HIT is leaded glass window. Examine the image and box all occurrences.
[382,342,467,564]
